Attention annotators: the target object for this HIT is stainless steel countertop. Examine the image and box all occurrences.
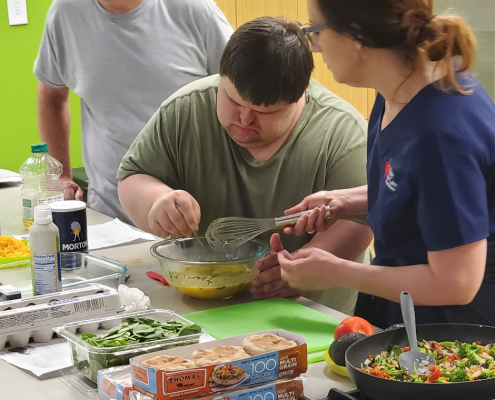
[0,183,356,399]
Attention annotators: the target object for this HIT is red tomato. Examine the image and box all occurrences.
[426,368,441,383]
[334,316,376,339]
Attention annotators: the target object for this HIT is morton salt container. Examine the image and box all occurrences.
[50,200,88,253]
[29,205,61,295]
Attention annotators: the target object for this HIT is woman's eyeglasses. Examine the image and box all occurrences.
[300,23,332,44]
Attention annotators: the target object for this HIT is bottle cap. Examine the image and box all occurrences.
[50,200,86,212]
[34,206,53,224]
[31,143,48,154]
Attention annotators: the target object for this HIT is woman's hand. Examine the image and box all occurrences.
[148,190,201,237]
[277,247,344,291]
[283,190,349,236]
[250,233,300,299]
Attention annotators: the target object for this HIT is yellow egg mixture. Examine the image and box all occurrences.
[170,283,250,299]
[167,263,253,299]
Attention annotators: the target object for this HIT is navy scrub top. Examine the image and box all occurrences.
[355,74,495,328]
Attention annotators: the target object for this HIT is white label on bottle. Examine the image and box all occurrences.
[22,195,64,221]
[33,254,58,295]
[38,194,64,205]
[23,207,32,220]
[22,198,33,220]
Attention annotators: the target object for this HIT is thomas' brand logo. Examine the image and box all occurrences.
[167,374,201,383]
[164,370,207,393]
[71,222,81,241]
[384,161,397,192]
[101,378,116,398]
[131,364,149,385]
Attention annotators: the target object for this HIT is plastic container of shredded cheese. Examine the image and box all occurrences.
[0,237,30,269]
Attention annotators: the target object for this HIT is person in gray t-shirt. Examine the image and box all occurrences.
[34,0,233,223]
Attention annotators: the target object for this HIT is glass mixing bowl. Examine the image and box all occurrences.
[150,237,269,300]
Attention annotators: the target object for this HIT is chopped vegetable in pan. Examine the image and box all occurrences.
[360,340,495,382]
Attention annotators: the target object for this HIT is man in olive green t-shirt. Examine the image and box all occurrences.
[117,17,373,314]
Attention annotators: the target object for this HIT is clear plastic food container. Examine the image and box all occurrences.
[59,252,127,289]
[0,252,127,297]
[54,309,206,382]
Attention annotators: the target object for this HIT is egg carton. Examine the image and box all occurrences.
[0,284,111,311]
[98,365,134,400]
[0,284,124,350]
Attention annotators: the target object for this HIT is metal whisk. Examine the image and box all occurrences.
[205,206,331,252]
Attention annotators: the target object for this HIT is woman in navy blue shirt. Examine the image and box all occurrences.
[274,0,495,327]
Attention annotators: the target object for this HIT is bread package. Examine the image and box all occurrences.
[192,345,250,367]
[242,333,297,356]
[141,355,195,371]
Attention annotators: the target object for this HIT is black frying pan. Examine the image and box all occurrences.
[345,324,495,400]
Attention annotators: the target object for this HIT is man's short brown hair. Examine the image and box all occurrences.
[219,17,314,106]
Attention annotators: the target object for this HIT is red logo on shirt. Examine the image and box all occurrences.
[384,161,391,179]
[384,161,397,191]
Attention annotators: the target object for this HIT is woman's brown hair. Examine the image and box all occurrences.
[316,0,477,94]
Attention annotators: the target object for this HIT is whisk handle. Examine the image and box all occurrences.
[274,206,331,227]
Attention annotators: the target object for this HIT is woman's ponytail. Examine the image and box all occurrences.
[422,15,477,94]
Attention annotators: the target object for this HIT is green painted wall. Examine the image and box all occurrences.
[0,0,83,173]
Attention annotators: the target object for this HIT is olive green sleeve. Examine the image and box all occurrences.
[117,102,181,190]
[324,114,369,226]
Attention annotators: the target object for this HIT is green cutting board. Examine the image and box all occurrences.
[184,298,339,363]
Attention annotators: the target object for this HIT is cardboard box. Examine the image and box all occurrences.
[129,379,302,400]
[0,284,113,312]
[0,286,122,336]
[195,378,304,400]
[130,330,307,400]
[98,366,133,400]
[128,391,156,400]
[0,284,123,350]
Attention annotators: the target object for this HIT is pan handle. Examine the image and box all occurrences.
[400,291,420,353]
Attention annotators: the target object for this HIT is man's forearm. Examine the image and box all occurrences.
[118,174,174,232]
[37,82,72,178]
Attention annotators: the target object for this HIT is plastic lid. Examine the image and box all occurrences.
[50,200,86,212]
[31,143,48,154]
[34,206,53,224]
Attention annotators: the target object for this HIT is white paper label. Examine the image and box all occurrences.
[22,194,64,221]
[38,194,64,205]
[33,254,58,295]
